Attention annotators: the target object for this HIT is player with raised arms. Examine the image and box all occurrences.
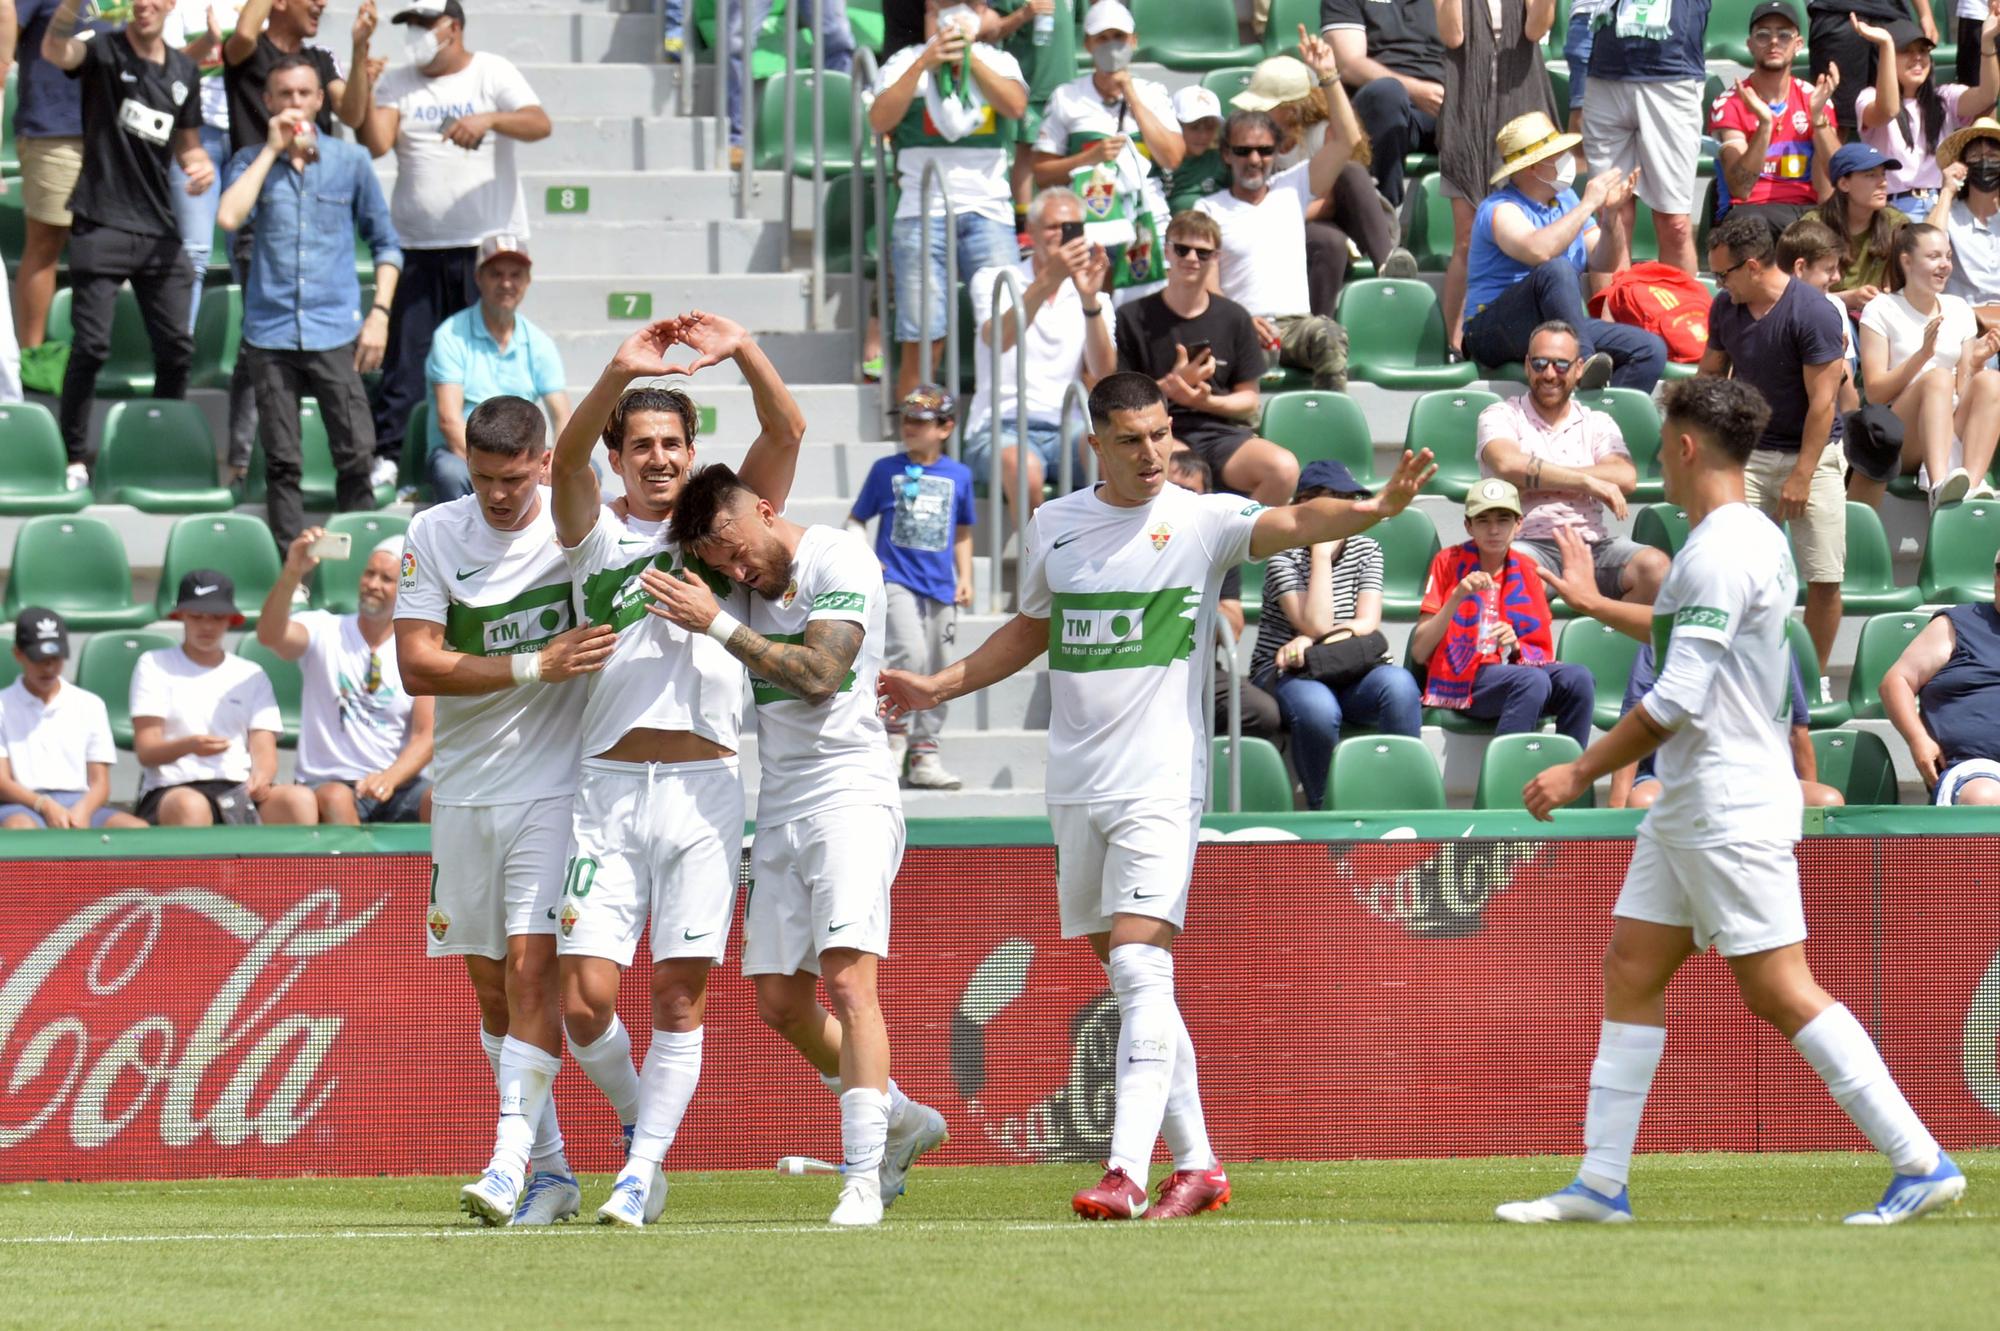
[1498,375,1964,1226]
[396,397,619,1226]
[880,371,1434,1219]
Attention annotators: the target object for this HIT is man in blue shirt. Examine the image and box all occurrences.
[219,53,402,553]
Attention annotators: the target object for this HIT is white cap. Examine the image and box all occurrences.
[373,535,406,563]
[1083,0,1136,36]
[1172,86,1222,125]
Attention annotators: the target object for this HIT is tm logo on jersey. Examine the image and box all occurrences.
[1048,588,1198,672]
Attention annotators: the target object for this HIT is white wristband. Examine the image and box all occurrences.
[510,650,543,685]
[706,610,743,644]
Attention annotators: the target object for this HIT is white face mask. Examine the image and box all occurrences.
[937,5,977,39]
[406,26,442,69]
[1542,154,1577,191]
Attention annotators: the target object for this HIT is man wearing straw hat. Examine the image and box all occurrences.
[1936,115,2000,320]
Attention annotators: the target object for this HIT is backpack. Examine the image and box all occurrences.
[1586,261,1712,364]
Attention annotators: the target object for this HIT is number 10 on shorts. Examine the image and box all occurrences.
[563,856,598,897]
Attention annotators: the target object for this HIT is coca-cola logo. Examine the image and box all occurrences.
[1964,944,2000,1119]
[1340,838,1542,940]
[0,887,385,1154]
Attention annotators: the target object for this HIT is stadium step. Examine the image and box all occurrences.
[520,117,731,174]
[524,273,815,332]
[549,328,861,388]
[531,219,788,276]
[523,169,787,224]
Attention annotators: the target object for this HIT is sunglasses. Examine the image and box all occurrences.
[1228,143,1278,158]
[901,463,925,500]
[1170,241,1215,260]
[1528,356,1575,375]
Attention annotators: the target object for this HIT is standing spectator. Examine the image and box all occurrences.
[1460,112,1665,392]
[0,609,146,830]
[1701,210,1849,671]
[1164,85,1228,214]
[164,0,242,332]
[869,0,1029,400]
[424,235,569,503]
[726,0,854,169]
[43,0,214,488]
[1249,460,1420,810]
[1476,320,1669,603]
[1938,115,2000,313]
[991,0,1074,222]
[849,384,976,788]
[1809,0,1938,132]
[1881,574,2000,804]
[131,571,318,826]
[1168,448,1284,750]
[967,189,1114,512]
[1113,210,1300,504]
[1409,477,1594,749]
[1852,11,2000,217]
[257,530,435,824]
[1961,0,1996,83]
[218,55,402,551]
[1578,0,1713,275]
[1322,0,1443,207]
[1712,3,1842,234]
[1807,142,1912,312]
[351,0,550,474]
[224,0,356,152]
[12,0,108,352]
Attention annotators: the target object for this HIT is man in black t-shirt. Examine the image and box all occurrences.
[223,0,357,152]
[43,0,211,472]
[1113,210,1299,505]
[1322,0,1444,207]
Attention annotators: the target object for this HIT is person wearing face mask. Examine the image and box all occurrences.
[1460,112,1665,393]
[1936,116,2000,318]
[349,0,551,473]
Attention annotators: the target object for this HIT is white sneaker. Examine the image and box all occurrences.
[509,1172,581,1226]
[886,731,910,780]
[905,752,962,790]
[370,457,399,491]
[595,1171,662,1228]
[829,1173,884,1227]
[1932,467,1973,510]
[1379,246,1420,280]
[65,462,89,492]
[880,1102,949,1207]
[1494,1178,1632,1224]
[619,1125,670,1221]
[1970,482,1997,502]
[459,1167,525,1227]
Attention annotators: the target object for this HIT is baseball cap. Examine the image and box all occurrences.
[13,607,68,662]
[1882,17,1932,50]
[478,233,531,269]
[1828,141,1902,181]
[901,384,957,421]
[1231,56,1312,112]
[1464,477,1523,518]
[1295,459,1369,498]
[1082,1,1135,37]
[1172,85,1223,126]
[1843,405,1904,485]
[1745,1,1800,32]
[392,0,464,24]
[170,569,244,624]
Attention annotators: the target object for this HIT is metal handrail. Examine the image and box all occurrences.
[848,47,880,379]
[713,0,730,164]
[1212,616,1244,813]
[984,267,1030,614]
[781,0,799,256]
[916,159,961,418]
[675,0,694,116]
[1057,378,1093,498]
[870,118,893,434]
[735,0,754,219]
[807,1,828,329]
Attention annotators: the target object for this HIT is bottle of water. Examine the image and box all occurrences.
[1033,4,1054,45]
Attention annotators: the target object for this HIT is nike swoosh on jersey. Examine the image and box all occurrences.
[456,564,490,580]
[827,921,856,933]
[1052,533,1082,549]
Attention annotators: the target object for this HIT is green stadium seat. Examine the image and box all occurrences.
[2,516,155,629]
[1132,0,1260,70]
[1574,387,1663,502]
[1374,507,1442,619]
[1846,610,1930,720]
[1403,174,1455,273]
[0,401,89,515]
[398,402,433,500]
[76,629,178,748]
[754,70,874,175]
[155,513,284,620]
[1262,0,1318,54]
[694,0,811,80]
[1405,389,1503,500]
[0,651,17,689]
[1788,502,1919,615]
[1,67,16,178]
[1337,279,1481,390]
[1918,499,2000,603]
[237,637,303,749]
[191,284,242,390]
[1475,732,1589,809]
[312,512,411,613]
[1557,616,1643,732]
[824,172,894,280]
[243,399,394,510]
[1810,728,1900,806]
[1210,735,1294,811]
[1784,616,1851,728]
[1237,557,1264,624]
[1329,734,1445,812]
[1632,502,1690,555]
[46,286,158,397]
[94,400,234,512]
[0,190,26,270]
[1548,65,1568,118]
[1259,390,1376,482]
[1200,66,1256,106]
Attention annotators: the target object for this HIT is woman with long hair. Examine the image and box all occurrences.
[1808,143,1911,314]
[1852,9,2000,218]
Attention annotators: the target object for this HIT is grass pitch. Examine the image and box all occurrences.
[4,1154,1996,1330]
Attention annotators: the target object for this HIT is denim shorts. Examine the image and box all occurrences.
[891,211,1021,344]
[960,419,1086,489]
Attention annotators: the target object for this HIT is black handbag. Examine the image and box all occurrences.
[1301,628,1390,689]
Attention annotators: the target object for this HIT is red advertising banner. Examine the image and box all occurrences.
[1,837,1995,1181]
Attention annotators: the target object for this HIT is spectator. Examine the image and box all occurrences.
[1777,216,1864,413]
[1938,116,2000,313]
[1857,222,2000,508]
[12,0,109,352]
[1460,111,1665,392]
[425,235,569,503]
[1578,0,1712,275]
[1476,320,1670,603]
[967,189,1114,510]
[256,530,435,824]
[1711,3,1842,235]
[870,0,1029,400]
[1248,459,1418,810]
[987,0,1073,220]
[727,0,854,168]
[224,0,357,152]
[1322,0,1443,207]
[1168,449,1284,752]
[1165,86,1228,214]
[848,384,976,789]
[352,0,549,475]
[1808,1,1937,132]
[0,610,146,830]
[1852,11,2000,217]
[130,570,317,826]
[218,55,402,551]
[1701,210,1849,670]
[1410,477,1595,748]
[1113,210,1300,504]
[1881,572,2000,804]
[164,0,241,332]
[1028,2,1182,299]
[43,0,213,489]
[1806,141,1912,313]
[1959,0,1995,83]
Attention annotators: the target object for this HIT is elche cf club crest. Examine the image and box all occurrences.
[1149,522,1173,552]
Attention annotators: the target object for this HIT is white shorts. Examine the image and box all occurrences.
[1614,829,1807,958]
[426,796,570,960]
[743,803,904,976]
[1049,796,1203,939]
[1936,758,2000,804]
[1581,78,1704,215]
[556,757,744,967]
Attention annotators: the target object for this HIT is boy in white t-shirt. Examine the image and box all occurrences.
[0,609,146,829]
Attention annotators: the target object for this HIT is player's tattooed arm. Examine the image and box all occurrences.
[722,619,864,707]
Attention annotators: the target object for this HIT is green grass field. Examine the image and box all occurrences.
[6,1154,1997,1329]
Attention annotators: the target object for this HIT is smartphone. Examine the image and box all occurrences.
[310,531,353,560]
[1187,339,1213,362]
[1060,219,1085,245]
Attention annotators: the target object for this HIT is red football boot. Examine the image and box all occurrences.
[1148,1165,1231,1220]
[1071,1166,1149,1220]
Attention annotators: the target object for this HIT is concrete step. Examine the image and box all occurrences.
[518,116,728,174]
[526,272,815,332]
[524,169,786,223]
[507,62,690,115]
[531,218,787,276]
[550,328,862,387]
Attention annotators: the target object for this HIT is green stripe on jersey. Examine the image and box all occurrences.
[812,590,866,613]
[749,631,857,706]
[1047,588,1198,673]
[444,581,575,656]
[579,549,732,633]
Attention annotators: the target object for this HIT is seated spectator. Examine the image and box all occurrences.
[1113,210,1299,503]
[1937,116,2000,314]
[1777,217,1863,415]
[219,56,403,553]
[1461,112,1665,392]
[967,188,1115,511]
[1169,448,1284,752]
[1410,478,1594,749]
[1882,571,2000,803]
[1248,459,1418,810]
[1476,320,1670,603]
[1807,142,1911,314]
[0,610,145,829]
[1611,641,1843,809]
[1164,86,1228,214]
[1857,223,2000,508]
[256,530,435,824]
[131,571,317,826]
[1851,11,1999,218]
[1711,3,1841,235]
[426,236,570,503]
[1322,0,1443,207]
[848,384,977,789]
[1577,0,1710,275]
[870,0,1029,399]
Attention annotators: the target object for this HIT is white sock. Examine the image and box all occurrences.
[1105,944,1178,1181]
[1577,1020,1664,1194]
[823,1071,913,1128]
[624,1027,704,1171]
[572,1015,642,1127]
[479,1028,504,1086]
[493,1037,561,1180]
[1160,1008,1214,1172]
[1792,1003,1940,1176]
[840,1087,891,1182]
[481,1026,567,1173]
